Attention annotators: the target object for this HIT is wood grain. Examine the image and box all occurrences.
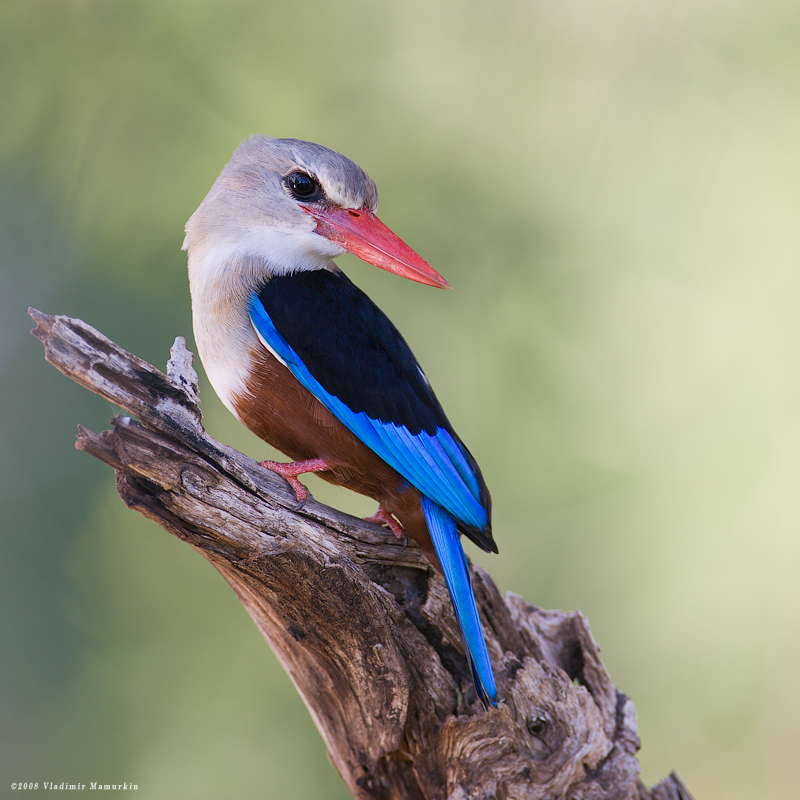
[30,308,694,800]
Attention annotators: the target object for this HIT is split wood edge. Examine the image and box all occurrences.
[30,308,694,800]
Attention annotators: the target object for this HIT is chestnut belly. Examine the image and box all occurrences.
[231,346,435,563]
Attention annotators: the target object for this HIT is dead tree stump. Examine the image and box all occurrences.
[30,308,694,800]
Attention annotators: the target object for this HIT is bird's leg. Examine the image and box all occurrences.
[260,457,329,507]
[365,505,407,548]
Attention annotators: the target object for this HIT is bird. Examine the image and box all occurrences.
[183,135,498,705]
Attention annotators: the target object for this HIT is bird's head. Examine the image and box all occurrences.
[183,136,449,290]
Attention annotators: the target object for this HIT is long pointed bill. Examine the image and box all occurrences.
[302,204,451,289]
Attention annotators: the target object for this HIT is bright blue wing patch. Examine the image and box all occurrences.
[249,293,488,530]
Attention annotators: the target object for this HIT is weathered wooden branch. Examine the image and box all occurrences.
[30,308,694,800]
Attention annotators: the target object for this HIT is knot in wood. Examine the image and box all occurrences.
[179,464,219,496]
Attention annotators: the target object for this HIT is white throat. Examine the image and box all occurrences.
[185,231,343,417]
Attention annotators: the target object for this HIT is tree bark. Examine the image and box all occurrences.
[30,308,694,800]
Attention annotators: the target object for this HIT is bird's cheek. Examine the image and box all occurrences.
[310,231,348,259]
[251,229,345,272]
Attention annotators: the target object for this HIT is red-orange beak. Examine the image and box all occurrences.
[302,204,451,289]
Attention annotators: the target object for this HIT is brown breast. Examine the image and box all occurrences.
[231,345,438,565]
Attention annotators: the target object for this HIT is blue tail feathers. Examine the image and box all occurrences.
[421,496,498,706]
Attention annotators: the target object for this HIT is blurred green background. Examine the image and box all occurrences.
[2,1,798,797]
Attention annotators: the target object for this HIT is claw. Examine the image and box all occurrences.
[260,457,328,506]
[365,505,407,547]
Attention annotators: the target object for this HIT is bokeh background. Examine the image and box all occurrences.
[2,1,799,797]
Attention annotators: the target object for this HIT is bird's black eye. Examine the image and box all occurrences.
[286,171,321,200]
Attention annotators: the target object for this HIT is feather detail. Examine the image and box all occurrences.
[421,497,497,706]
[247,273,492,539]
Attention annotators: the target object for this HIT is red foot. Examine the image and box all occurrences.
[365,505,406,542]
[260,458,329,505]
